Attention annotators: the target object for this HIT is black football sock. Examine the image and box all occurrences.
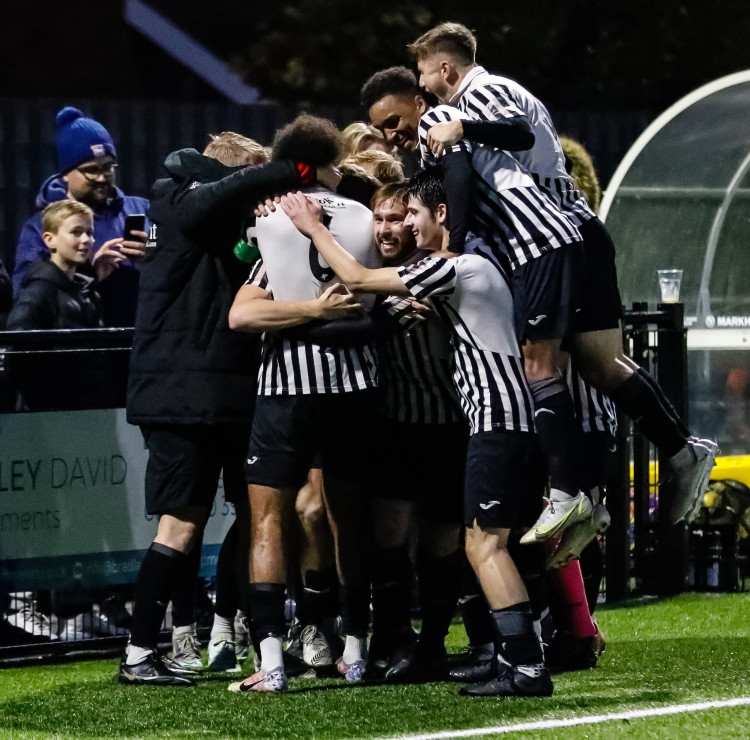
[170,544,201,628]
[296,566,339,629]
[214,521,239,621]
[610,373,686,456]
[247,582,287,645]
[130,543,187,648]
[637,367,691,437]
[528,377,581,496]
[490,601,544,667]
[371,543,412,641]
[339,584,371,638]
[417,548,461,648]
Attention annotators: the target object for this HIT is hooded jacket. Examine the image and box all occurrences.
[13,175,150,327]
[126,149,306,426]
[7,259,103,330]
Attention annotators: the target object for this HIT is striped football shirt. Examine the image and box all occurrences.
[246,259,378,395]
[396,252,534,435]
[450,66,594,226]
[377,294,462,424]
[418,105,581,270]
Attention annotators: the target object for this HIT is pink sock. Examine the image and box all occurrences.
[549,559,597,638]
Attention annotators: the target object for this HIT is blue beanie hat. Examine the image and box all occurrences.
[55,106,117,174]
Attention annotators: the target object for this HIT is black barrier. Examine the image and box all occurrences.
[0,328,133,412]
[0,329,135,660]
[607,302,690,599]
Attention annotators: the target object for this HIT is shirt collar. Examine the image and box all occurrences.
[449,66,487,105]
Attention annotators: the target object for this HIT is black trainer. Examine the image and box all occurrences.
[448,653,497,683]
[460,663,553,697]
[118,652,195,686]
[385,640,448,683]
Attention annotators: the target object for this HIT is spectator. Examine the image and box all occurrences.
[7,200,106,330]
[13,107,149,327]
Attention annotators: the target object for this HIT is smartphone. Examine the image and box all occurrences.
[124,214,146,241]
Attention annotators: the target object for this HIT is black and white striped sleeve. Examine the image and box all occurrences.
[398,257,458,301]
[418,106,473,166]
[462,83,526,122]
[244,258,272,294]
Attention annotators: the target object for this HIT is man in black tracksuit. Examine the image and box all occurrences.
[119,147,315,685]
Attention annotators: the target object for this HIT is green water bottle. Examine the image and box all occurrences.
[233,236,260,265]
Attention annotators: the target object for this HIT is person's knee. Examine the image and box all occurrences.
[155,511,206,553]
[295,489,327,529]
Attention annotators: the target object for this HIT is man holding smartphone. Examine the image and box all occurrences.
[13,106,150,326]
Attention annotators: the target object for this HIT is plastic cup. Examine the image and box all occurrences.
[657,269,683,303]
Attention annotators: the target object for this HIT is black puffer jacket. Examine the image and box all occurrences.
[126,149,305,425]
[7,260,103,330]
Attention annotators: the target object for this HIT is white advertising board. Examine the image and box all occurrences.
[0,409,235,590]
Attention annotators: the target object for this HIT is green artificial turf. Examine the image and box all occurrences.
[0,593,749,739]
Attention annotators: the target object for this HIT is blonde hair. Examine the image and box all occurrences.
[203,131,270,166]
[341,150,405,186]
[341,122,391,159]
[560,137,601,213]
[42,199,94,234]
[408,22,477,64]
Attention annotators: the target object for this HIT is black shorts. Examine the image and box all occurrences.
[141,423,250,516]
[464,429,546,529]
[369,419,468,523]
[573,217,623,333]
[246,392,377,490]
[512,243,584,342]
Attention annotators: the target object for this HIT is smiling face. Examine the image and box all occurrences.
[368,94,426,153]
[403,196,446,251]
[63,156,117,208]
[372,197,416,265]
[416,54,452,103]
[44,214,94,274]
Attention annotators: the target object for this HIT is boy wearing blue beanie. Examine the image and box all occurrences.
[13,107,149,327]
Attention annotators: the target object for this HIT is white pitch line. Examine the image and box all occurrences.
[375,697,750,740]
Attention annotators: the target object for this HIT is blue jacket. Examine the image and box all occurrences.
[13,175,150,326]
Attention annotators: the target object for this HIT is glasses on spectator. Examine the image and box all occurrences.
[77,163,118,180]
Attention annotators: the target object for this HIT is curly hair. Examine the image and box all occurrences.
[272,115,342,167]
[560,136,601,213]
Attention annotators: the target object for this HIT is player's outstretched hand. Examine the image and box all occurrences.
[426,120,465,157]
[92,238,127,281]
[316,283,362,319]
[280,192,323,237]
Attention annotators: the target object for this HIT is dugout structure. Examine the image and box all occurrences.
[603,71,750,597]
[601,70,750,456]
